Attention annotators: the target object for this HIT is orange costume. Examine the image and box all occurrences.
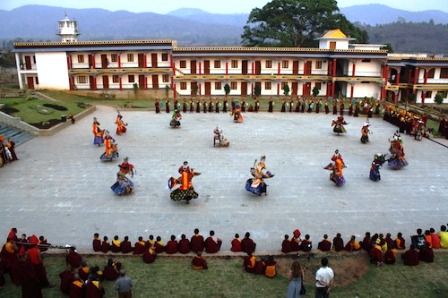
[115,113,127,135]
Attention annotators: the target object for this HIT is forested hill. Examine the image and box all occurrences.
[361,22,448,53]
[1,5,447,53]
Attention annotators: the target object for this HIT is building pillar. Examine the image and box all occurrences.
[15,53,24,89]
[277,82,280,96]
[351,62,356,77]
[396,72,400,84]
[414,67,419,84]
[277,62,281,75]
[198,62,202,75]
[118,55,121,69]
[350,84,354,99]
[173,83,177,99]
[119,76,122,91]
[225,62,228,75]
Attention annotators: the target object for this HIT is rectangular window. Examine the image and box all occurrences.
[161,53,168,61]
[162,74,169,83]
[215,82,222,90]
[128,75,135,83]
[214,60,221,68]
[77,76,87,84]
[315,82,322,90]
[111,54,118,63]
[112,75,119,83]
[180,60,187,68]
[440,68,448,78]
[265,60,272,68]
[427,69,435,78]
[264,82,272,90]
[316,61,322,69]
[281,60,289,68]
[77,55,84,63]
[361,59,371,63]
[231,60,238,68]
[127,54,134,62]
[180,82,187,90]
[231,82,237,90]
[35,77,39,84]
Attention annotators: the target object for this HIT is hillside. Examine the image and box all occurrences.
[1,4,448,53]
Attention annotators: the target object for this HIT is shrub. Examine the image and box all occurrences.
[43,103,68,111]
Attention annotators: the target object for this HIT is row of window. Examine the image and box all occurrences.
[76,53,169,63]
[76,74,170,84]
[177,81,323,90]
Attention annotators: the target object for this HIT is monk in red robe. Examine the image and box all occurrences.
[230,234,242,252]
[78,261,90,282]
[177,234,191,254]
[190,229,204,253]
[154,236,165,253]
[281,235,292,253]
[66,247,82,269]
[317,234,332,252]
[121,236,133,253]
[332,233,344,252]
[59,268,75,294]
[69,273,85,298]
[243,251,257,273]
[402,245,419,266]
[111,236,121,253]
[241,232,256,253]
[165,235,178,254]
[395,232,406,250]
[101,236,110,253]
[85,277,105,298]
[192,252,208,270]
[133,237,146,255]
[92,233,101,252]
[204,230,222,253]
[103,258,120,281]
[143,246,157,264]
[299,234,312,252]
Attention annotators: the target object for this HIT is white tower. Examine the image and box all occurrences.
[57,14,80,42]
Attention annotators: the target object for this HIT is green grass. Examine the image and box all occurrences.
[0,96,85,124]
[1,252,447,298]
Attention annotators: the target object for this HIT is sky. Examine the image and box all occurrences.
[1,0,447,14]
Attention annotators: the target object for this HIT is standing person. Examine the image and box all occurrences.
[287,260,303,298]
[182,99,188,113]
[6,138,18,161]
[268,98,274,112]
[254,98,260,113]
[165,99,170,113]
[222,98,228,113]
[315,257,334,298]
[115,269,133,298]
[155,99,160,114]
[115,112,127,135]
[189,98,194,113]
[27,235,53,288]
[92,117,104,146]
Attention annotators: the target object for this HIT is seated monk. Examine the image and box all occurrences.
[38,236,49,252]
[103,258,120,281]
[291,229,301,252]
[111,236,121,253]
[395,232,406,250]
[360,232,371,251]
[402,244,419,266]
[154,236,165,253]
[133,237,146,255]
[241,232,256,253]
[69,273,85,298]
[332,233,344,252]
[299,234,312,252]
[281,235,292,253]
[101,236,111,254]
[92,233,101,252]
[191,252,208,270]
[59,267,75,295]
[66,247,82,269]
[418,244,434,263]
[165,235,178,254]
[78,261,90,282]
[317,234,332,252]
[142,246,157,264]
[344,235,361,252]
[243,251,257,273]
[121,236,133,253]
[231,234,242,252]
[369,239,384,266]
[384,246,397,265]
[178,234,191,254]
[145,235,155,249]
[190,228,205,253]
[430,228,441,249]
[384,233,395,250]
[204,230,222,254]
[263,256,277,278]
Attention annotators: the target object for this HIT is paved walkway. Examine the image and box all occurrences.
[1,106,447,254]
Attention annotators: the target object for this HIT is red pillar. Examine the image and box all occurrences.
[93,76,97,90]
[118,55,121,69]
[351,62,356,77]
[251,62,255,75]
[173,83,177,99]
[67,56,71,70]
[424,69,428,84]
[332,59,337,77]
[277,83,280,96]
[119,77,122,91]
[225,62,228,75]
[421,91,426,105]
[143,54,147,68]
[69,77,74,90]
[414,67,419,84]
[350,84,354,99]
[198,62,202,75]
[277,62,281,75]
[198,83,201,96]
[396,72,400,84]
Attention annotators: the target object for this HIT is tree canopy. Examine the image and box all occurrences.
[241,0,368,47]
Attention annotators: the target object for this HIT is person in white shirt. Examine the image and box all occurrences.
[315,257,334,298]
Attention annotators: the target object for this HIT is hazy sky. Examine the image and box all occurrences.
[1,0,447,14]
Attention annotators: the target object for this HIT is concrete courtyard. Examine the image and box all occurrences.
[1,106,447,254]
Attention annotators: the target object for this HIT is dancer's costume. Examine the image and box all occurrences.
[387,133,409,170]
[92,118,104,146]
[324,150,345,186]
[168,162,200,203]
[101,130,118,161]
[213,127,229,147]
[332,116,347,134]
[245,156,274,196]
[115,112,127,135]
[231,102,244,123]
[111,158,135,195]
[360,122,370,143]
[370,153,386,181]
[170,110,182,128]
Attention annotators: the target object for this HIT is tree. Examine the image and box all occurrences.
[254,83,261,97]
[312,86,320,97]
[241,0,368,47]
[434,93,444,105]
[224,83,231,97]
[165,84,170,99]
[283,83,290,96]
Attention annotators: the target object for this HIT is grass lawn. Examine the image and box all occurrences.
[1,252,447,297]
